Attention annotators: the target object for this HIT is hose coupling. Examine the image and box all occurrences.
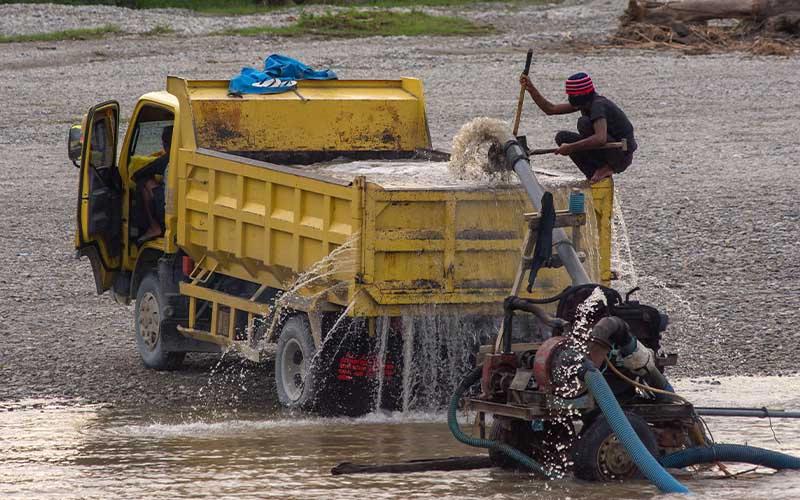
[577,357,599,381]
[503,139,529,169]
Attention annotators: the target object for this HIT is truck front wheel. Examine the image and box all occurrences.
[135,273,185,370]
[275,315,319,410]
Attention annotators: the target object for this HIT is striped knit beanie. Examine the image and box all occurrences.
[565,72,595,96]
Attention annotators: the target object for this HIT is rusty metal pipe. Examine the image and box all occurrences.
[694,407,800,419]
[505,297,568,329]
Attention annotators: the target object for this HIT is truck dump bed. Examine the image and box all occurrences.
[167,77,611,318]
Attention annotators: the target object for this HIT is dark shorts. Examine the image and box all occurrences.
[555,116,637,179]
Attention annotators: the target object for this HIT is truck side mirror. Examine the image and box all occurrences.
[68,124,82,168]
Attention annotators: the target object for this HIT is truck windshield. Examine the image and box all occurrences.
[127,104,174,169]
[130,119,173,160]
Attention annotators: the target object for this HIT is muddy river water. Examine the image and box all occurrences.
[3,377,800,499]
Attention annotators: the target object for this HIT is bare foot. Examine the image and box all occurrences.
[590,166,614,184]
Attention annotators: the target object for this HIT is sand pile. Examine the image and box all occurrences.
[305,116,584,190]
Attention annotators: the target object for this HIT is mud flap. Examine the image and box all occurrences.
[313,319,403,416]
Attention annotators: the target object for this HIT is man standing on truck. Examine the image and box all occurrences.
[519,72,637,183]
[133,125,172,243]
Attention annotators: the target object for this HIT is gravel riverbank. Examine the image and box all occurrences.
[0,0,798,410]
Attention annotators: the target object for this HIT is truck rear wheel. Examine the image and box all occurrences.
[135,273,185,370]
[275,315,319,410]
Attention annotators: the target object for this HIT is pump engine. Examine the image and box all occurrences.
[469,284,699,481]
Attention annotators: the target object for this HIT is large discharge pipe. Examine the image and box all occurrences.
[501,137,591,285]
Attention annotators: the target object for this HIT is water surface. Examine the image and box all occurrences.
[3,377,800,499]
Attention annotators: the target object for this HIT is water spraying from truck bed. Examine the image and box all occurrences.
[258,236,359,350]
[611,189,639,291]
[395,313,487,411]
[606,188,728,374]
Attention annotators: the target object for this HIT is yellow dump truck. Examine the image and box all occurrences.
[69,76,613,413]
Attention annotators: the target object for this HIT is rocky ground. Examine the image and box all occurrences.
[0,0,798,410]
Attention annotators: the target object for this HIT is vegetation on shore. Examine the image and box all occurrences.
[3,0,554,15]
[0,25,121,43]
[0,0,529,42]
[219,10,495,37]
[142,24,175,35]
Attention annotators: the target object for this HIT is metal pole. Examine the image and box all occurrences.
[695,407,800,419]
[502,138,591,286]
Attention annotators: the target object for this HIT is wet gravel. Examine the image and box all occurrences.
[0,0,798,409]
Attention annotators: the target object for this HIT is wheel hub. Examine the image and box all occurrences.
[138,292,160,352]
[597,435,636,479]
[280,338,307,402]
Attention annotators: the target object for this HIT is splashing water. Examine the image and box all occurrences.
[401,320,415,412]
[448,117,513,181]
[256,235,359,351]
[188,235,364,415]
[307,298,358,370]
[609,188,727,374]
[571,286,609,349]
[188,138,610,414]
[373,317,390,411]
[396,312,490,410]
[191,349,264,420]
[611,185,639,291]
[274,235,358,301]
[197,348,229,406]
[552,287,609,399]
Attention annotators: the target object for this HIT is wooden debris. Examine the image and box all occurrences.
[625,0,800,25]
[603,1,800,55]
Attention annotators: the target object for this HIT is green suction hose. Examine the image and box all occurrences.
[447,367,557,478]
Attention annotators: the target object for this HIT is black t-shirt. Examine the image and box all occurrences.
[581,95,636,151]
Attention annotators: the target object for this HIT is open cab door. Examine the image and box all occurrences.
[75,101,122,293]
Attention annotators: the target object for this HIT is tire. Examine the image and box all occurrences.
[572,412,658,482]
[275,315,319,410]
[134,273,185,370]
[488,417,534,470]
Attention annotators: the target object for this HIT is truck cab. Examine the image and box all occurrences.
[70,93,177,301]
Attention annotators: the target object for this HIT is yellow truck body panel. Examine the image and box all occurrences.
[355,182,612,316]
[177,148,357,293]
[183,78,431,153]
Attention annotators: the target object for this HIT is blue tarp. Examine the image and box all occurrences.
[228,54,337,95]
